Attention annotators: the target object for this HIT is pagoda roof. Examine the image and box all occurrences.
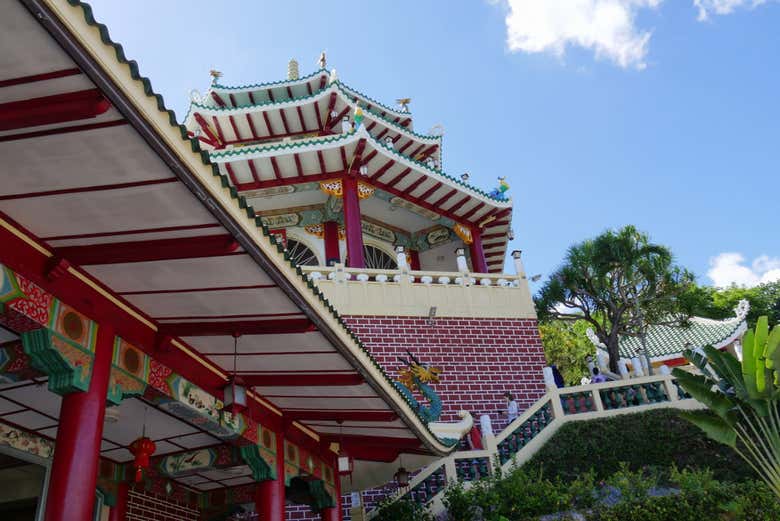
[208,68,413,121]
[206,128,513,271]
[592,302,749,363]
[0,0,456,480]
[185,82,440,164]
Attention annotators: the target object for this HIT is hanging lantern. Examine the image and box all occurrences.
[223,375,247,414]
[337,448,353,476]
[223,334,247,414]
[394,466,410,487]
[129,436,156,482]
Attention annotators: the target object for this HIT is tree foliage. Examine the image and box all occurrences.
[535,225,694,372]
[681,280,780,329]
[538,320,594,385]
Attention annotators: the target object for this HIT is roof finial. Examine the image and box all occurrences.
[396,98,411,113]
[209,69,222,84]
[318,51,327,70]
[287,58,300,80]
[329,68,338,84]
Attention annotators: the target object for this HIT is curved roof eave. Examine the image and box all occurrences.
[209,126,512,208]
[186,83,441,145]
[48,0,454,458]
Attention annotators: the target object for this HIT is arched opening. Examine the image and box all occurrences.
[286,239,319,267]
[363,245,397,270]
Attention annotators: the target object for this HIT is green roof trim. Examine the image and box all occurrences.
[617,317,746,360]
[64,0,450,446]
[212,69,327,91]
[208,129,511,204]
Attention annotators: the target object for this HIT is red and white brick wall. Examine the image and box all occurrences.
[343,316,547,425]
[126,488,199,521]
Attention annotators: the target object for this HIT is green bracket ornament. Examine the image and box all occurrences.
[240,445,275,482]
[307,479,336,512]
[22,328,92,395]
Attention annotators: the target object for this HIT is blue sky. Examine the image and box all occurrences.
[85,0,779,291]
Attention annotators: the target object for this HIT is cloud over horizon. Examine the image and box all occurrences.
[707,252,780,287]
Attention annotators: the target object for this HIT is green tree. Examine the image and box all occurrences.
[681,280,780,328]
[538,320,593,385]
[535,225,693,373]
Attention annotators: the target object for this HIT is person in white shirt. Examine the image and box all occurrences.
[504,391,518,424]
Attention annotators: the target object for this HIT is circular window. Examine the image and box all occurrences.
[363,245,397,270]
[286,239,319,267]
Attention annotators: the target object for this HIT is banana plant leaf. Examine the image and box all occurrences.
[742,329,759,399]
[672,369,736,422]
[680,410,737,448]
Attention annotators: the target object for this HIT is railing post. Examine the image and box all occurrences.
[444,456,457,485]
[591,387,604,411]
[663,376,680,401]
[549,390,565,420]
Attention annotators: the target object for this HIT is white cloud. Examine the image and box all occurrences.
[693,0,774,21]
[496,0,663,70]
[707,252,780,287]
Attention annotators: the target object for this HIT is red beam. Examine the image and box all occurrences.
[228,93,238,108]
[245,373,364,387]
[225,162,240,185]
[0,119,127,143]
[361,150,378,164]
[227,115,242,141]
[267,89,276,102]
[279,108,291,134]
[375,128,389,141]
[418,181,443,201]
[306,83,313,95]
[460,202,486,221]
[386,167,412,188]
[262,111,275,136]
[56,234,240,265]
[397,140,413,154]
[322,93,337,130]
[431,188,458,207]
[0,68,80,88]
[286,410,397,422]
[0,178,176,202]
[407,144,425,159]
[401,176,427,196]
[318,75,327,90]
[210,92,226,107]
[286,87,294,99]
[236,172,341,192]
[339,147,348,170]
[269,156,282,180]
[481,231,507,240]
[417,144,439,161]
[293,154,304,178]
[211,116,227,144]
[0,89,110,131]
[295,106,307,132]
[193,113,222,147]
[447,195,471,214]
[312,100,323,130]
[327,106,351,130]
[247,159,261,183]
[245,114,259,139]
[248,92,256,104]
[369,159,395,181]
[159,318,315,337]
[316,150,327,174]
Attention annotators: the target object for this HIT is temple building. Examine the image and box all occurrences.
[0,1,546,520]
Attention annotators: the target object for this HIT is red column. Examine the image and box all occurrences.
[320,466,343,521]
[409,249,421,271]
[323,220,340,266]
[469,227,488,273]
[254,431,285,521]
[108,482,129,521]
[341,176,365,268]
[44,324,114,521]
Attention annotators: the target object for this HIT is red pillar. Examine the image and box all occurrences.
[44,324,114,521]
[409,249,421,271]
[469,227,488,273]
[320,466,343,521]
[341,176,365,268]
[323,220,340,266]
[108,482,129,521]
[254,431,285,521]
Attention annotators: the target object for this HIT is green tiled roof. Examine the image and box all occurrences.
[617,316,746,360]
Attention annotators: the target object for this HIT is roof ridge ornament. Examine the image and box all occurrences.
[396,98,411,113]
[209,69,222,84]
[287,58,300,80]
[734,299,750,322]
[318,51,327,70]
[329,68,338,84]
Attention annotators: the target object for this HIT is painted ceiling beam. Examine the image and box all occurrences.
[210,91,226,107]
[158,318,315,337]
[193,113,222,147]
[286,410,398,422]
[56,234,240,265]
[243,373,365,386]
[0,88,110,131]
[0,67,81,88]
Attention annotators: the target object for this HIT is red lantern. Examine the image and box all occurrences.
[129,437,156,482]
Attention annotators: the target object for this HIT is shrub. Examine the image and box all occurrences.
[372,497,432,521]
[523,408,754,483]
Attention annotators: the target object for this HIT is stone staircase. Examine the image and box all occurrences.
[362,373,702,519]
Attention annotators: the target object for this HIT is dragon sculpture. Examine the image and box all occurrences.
[394,351,443,423]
